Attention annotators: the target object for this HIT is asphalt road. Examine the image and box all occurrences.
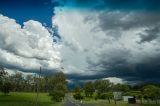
[63,96,97,106]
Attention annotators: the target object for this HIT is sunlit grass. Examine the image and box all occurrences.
[0,92,65,106]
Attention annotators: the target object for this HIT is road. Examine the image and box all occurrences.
[63,96,97,106]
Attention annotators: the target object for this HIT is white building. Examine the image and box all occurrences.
[123,96,134,102]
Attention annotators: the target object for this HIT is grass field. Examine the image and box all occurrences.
[0,92,65,106]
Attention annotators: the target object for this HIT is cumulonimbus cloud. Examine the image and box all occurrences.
[53,6,160,83]
[1,0,160,83]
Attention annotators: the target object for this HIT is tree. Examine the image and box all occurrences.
[106,92,113,104]
[112,83,129,92]
[73,85,83,100]
[143,85,160,104]
[25,75,34,92]
[0,66,6,90]
[49,72,68,102]
[74,85,81,93]
[2,82,11,95]
[50,83,67,102]
[84,81,95,97]
[94,80,111,99]
[10,72,24,91]
[0,66,11,94]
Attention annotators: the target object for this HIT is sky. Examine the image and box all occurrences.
[0,0,160,85]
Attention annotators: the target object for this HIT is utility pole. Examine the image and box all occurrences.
[35,67,42,106]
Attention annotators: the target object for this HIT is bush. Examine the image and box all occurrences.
[95,92,113,100]
[73,93,83,100]
[50,90,65,102]
[100,93,107,99]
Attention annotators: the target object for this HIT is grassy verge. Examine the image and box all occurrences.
[70,93,160,106]
[0,92,65,106]
[82,98,160,106]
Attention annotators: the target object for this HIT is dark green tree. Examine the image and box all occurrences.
[2,81,11,95]
[143,85,160,104]
[112,83,129,92]
[0,66,6,90]
[49,72,68,102]
[84,81,95,97]
[10,72,24,91]
[73,85,83,100]
[0,66,10,94]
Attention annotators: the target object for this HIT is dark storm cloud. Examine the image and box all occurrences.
[66,62,160,85]
[0,61,36,73]
[139,26,160,43]
[0,60,59,76]
[86,51,160,83]
[66,60,160,84]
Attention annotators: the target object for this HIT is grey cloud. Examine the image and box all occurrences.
[98,11,160,31]
[139,26,160,43]
[64,41,79,52]
[86,53,160,83]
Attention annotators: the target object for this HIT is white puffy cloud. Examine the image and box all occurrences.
[103,77,124,84]
[0,14,61,72]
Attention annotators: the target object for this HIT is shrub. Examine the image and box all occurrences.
[50,90,65,102]
[73,93,83,100]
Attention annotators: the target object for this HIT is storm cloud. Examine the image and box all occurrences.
[52,0,160,83]
[0,0,160,84]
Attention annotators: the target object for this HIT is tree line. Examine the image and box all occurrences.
[73,80,160,104]
[1,66,160,104]
[0,66,68,102]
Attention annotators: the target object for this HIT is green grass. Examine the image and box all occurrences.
[0,92,65,106]
[70,93,160,106]
[81,98,160,106]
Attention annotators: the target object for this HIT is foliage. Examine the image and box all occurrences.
[1,82,11,95]
[74,85,81,93]
[94,79,111,98]
[112,83,129,92]
[0,66,6,90]
[0,66,11,95]
[50,90,65,102]
[95,92,113,100]
[49,72,68,102]
[73,85,84,100]
[73,93,84,100]
[143,85,160,104]
[84,81,95,97]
